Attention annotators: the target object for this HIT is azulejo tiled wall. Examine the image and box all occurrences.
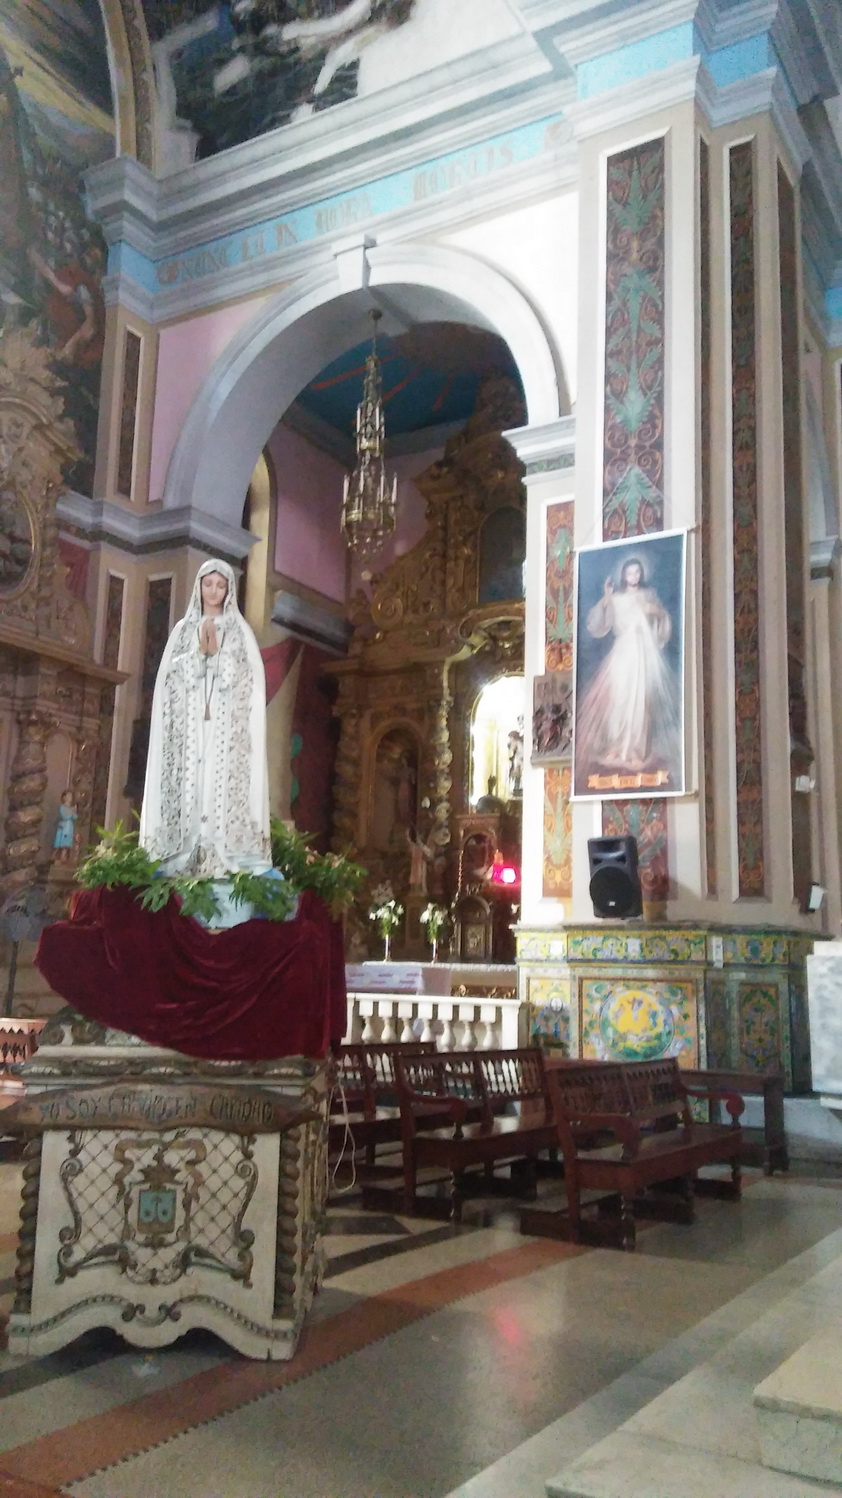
[517,924,814,1089]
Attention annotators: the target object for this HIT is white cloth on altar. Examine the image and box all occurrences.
[139,558,271,878]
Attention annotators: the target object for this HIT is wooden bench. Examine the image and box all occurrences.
[329,1041,437,1171]
[682,1068,787,1175]
[523,1057,744,1250]
[394,1047,556,1220]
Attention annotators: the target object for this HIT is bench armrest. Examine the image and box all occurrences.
[682,1085,745,1123]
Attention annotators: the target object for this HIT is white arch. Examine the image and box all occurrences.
[163,243,567,524]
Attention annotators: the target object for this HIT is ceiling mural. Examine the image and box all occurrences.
[297,322,523,441]
[143,0,417,161]
[0,0,114,493]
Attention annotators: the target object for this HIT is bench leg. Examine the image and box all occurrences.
[451,1170,465,1223]
[403,1151,418,1216]
[620,1194,636,1251]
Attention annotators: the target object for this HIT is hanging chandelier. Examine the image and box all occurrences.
[341,309,397,567]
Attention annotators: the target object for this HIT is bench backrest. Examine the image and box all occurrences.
[619,1058,690,1129]
[547,1057,691,1140]
[474,1048,549,1112]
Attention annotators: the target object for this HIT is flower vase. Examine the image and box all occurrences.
[430,938,438,964]
[382,932,392,963]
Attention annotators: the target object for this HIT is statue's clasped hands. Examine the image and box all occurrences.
[199,618,219,655]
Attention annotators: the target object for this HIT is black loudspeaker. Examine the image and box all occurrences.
[588,836,643,919]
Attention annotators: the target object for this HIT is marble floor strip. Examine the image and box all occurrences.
[0,1240,580,1491]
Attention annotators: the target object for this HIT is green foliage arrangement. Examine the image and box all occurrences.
[75,819,365,925]
[269,818,366,917]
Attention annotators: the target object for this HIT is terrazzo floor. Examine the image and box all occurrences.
[0,1152,841,1498]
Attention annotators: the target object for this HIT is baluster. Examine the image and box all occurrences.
[456,1005,477,1050]
[439,1003,455,1052]
[417,1002,435,1045]
[360,1000,377,1043]
[379,1002,397,1043]
[398,1003,416,1044]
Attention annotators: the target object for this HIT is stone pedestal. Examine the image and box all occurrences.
[4,1012,329,1360]
[518,924,813,1087]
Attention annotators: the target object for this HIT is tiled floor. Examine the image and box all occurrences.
[0,1156,841,1498]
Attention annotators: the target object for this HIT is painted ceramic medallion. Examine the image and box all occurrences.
[598,987,675,1060]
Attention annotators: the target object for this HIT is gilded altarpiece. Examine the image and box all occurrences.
[328,378,526,955]
[0,330,123,895]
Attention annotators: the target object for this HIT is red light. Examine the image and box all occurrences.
[493,864,519,886]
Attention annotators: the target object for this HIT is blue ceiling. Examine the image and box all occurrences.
[296,322,522,440]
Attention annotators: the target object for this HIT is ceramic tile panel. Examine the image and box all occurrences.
[580,975,699,1067]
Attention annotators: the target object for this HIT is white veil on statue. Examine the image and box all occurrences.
[139,559,271,879]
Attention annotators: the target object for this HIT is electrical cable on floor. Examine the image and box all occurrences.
[328,1079,357,1195]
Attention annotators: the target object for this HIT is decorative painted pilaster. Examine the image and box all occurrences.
[777,163,812,910]
[729,140,765,898]
[599,137,669,907]
[699,134,716,898]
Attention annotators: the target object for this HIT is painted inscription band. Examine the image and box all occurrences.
[109,116,565,294]
[3,1085,315,1134]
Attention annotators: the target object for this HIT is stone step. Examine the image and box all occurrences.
[754,1328,842,1485]
[546,1228,842,1498]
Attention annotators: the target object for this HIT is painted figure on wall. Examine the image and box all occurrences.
[0,2,113,493]
[139,560,272,878]
[573,533,685,798]
[145,0,416,161]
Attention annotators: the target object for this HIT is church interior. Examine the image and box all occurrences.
[2,1,842,1495]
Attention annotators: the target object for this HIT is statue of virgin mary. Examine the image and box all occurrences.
[139,559,271,879]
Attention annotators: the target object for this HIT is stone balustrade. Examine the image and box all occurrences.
[344,991,524,1052]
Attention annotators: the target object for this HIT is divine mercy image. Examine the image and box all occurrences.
[572,530,686,798]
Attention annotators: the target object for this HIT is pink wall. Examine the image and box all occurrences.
[149,298,266,504]
[268,425,348,601]
[268,426,444,603]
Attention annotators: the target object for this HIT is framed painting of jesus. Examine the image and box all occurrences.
[572,530,687,799]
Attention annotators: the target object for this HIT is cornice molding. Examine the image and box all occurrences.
[271,590,351,655]
[55,494,256,562]
[568,55,702,139]
[503,414,576,469]
[810,536,842,579]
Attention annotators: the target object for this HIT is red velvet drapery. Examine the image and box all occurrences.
[35,886,347,1061]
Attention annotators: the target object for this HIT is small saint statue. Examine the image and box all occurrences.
[52,790,78,864]
[406,825,434,895]
[139,558,271,879]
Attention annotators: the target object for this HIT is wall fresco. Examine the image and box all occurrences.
[142,0,417,161]
[730,140,765,896]
[0,1,113,494]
